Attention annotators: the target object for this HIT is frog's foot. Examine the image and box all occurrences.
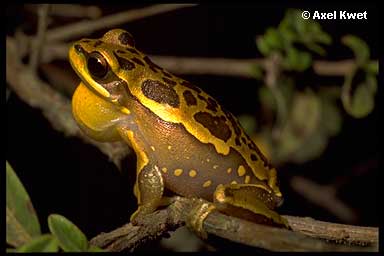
[186,198,216,239]
[130,196,182,225]
[214,184,289,229]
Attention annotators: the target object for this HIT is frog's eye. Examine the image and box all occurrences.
[88,52,109,79]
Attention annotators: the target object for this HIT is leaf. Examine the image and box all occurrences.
[319,99,342,136]
[48,214,88,252]
[366,74,377,94]
[290,131,328,163]
[17,234,59,252]
[365,61,378,74]
[6,161,41,247]
[88,245,105,252]
[256,37,272,56]
[291,91,321,138]
[342,35,370,65]
[342,71,375,118]
[349,83,375,118]
[283,48,312,71]
[264,28,284,50]
[305,42,327,56]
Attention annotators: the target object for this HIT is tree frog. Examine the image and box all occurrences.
[69,29,288,237]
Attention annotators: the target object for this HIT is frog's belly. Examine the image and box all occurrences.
[158,145,259,201]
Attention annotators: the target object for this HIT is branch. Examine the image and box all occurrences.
[290,176,357,223]
[43,4,197,42]
[36,42,377,77]
[89,197,378,252]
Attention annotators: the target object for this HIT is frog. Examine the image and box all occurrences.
[69,29,289,237]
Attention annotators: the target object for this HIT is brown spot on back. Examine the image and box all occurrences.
[194,111,232,142]
[116,49,126,54]
[197,95,218,112]
[183,90,197,106]
[224,109,242,137]
[250,153,258,161]
[93,40,103,47]
[235,138,241,146]
[162,71,172,78]
[180,80,202,93]
[141,79,180,108]
[162,77,177,86]
[118,32,135,47]
[114,52,135,70]
[131,57,145,66]
[126,48,139,54]
[206,97,219,112]
[143,56,163,73]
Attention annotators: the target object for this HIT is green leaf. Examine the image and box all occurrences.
[365,61,378,74]
[309,22,332,45]
[342,35,370,65]
[305,42,327,56]
[264,28,284,50]
[48,214,88,252]
[88,245,105,252]
[290,132,328,163]
[342,71,375,118]
[366,74,377,94]
[17,234,59,252]
[256,37,272,56]
[319,99,342,136]
[283,48,312,71]
[291,91,321,138]
[278,22,295,43]
[6,161,41,247]
[349,83,374,118]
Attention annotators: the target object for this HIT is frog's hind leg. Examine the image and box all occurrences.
[213,184,289,228]
[130,164,164,224]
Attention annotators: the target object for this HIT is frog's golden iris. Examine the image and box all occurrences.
[70,29,288,235]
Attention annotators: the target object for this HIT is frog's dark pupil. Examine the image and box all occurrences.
[88,52,108,79]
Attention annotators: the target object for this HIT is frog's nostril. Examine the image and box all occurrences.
[74,44,85,55]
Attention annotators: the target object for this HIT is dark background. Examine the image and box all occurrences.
[6,4,379,249]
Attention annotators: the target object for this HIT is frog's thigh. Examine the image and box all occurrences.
[213,184,288,227]
[130,164,164,223]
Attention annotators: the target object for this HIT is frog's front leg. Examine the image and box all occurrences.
[130,163,164,224]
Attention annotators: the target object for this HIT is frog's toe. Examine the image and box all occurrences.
[186,199,216,239]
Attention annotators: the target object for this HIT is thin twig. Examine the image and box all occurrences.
[285,215,378,246]
[44,4,197,42]
[35,42,377,77]
[89,197,378,252]
[290,176,357,223]
[29,4,50,71]
[49,4,102,19]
